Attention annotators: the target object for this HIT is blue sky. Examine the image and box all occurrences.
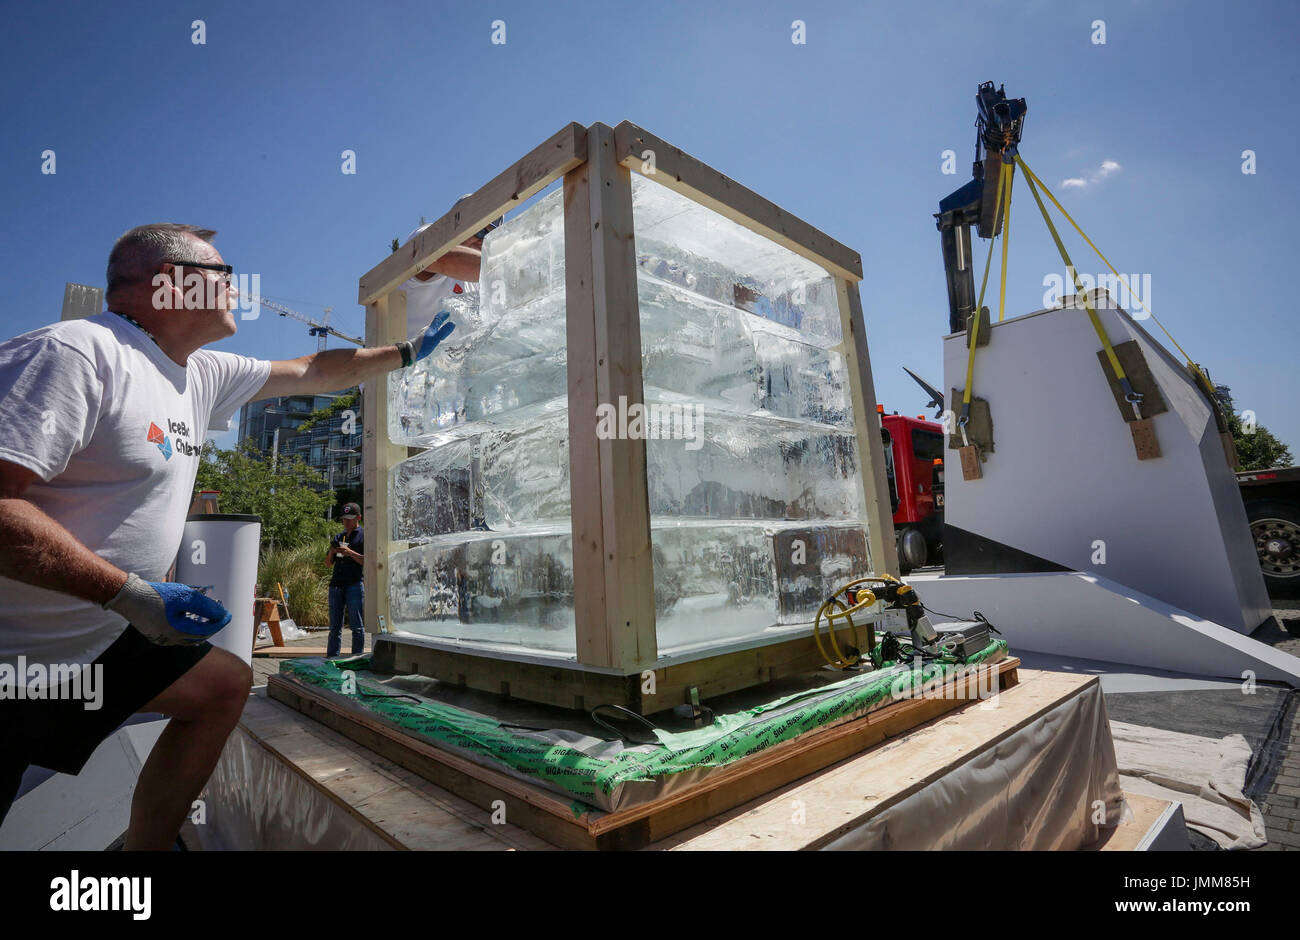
[2,0,1297,453]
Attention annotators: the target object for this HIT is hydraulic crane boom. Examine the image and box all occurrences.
[935,81,1027,333]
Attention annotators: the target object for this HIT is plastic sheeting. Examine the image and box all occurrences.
[196,726,393,851]
[1110,721,1267,850]
[821,681,1125,850]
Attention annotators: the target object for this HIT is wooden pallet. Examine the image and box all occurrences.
[371,631,833,714]
[267,655,1019,850]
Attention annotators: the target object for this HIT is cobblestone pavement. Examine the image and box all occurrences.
[1254,603,1300,850]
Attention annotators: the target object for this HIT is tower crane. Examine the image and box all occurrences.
[246,295,364,350]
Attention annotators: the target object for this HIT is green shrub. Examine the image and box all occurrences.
[258,541,332,627]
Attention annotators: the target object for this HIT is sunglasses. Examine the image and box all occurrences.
[168,260,234,281]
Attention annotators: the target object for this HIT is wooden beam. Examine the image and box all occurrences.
[836,278,899,575]
[611,121,862,282]
[358,122,588,305]
[372,629,832,713]
[362,289,408,637]
[564,122,657,671]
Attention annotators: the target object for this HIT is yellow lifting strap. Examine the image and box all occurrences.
[998,159,1013,322]
[1015,155,1145,419]
[1014,155,1211,391]
[960,161,1010,421]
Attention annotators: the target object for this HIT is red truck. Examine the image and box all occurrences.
[1237,466,1300,597]
[879,409,945,573]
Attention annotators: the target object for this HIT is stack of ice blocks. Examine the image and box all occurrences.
[387,177,872,657]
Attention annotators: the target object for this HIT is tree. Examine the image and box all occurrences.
[194,440,337,554]
[1204,371,1295,472]
[1225,412,1293,471]
[296,388,360,433]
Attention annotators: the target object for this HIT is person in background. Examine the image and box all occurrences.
[326,502,365,657]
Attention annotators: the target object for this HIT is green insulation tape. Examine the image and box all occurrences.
[280,640,1008,810]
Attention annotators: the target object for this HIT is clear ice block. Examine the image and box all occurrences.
[653,520,872,652]
[389,525,576,654]
[477,188,566,316]
[388,290,570,444]
[630,175,842,346]
[387,520,872,657]
[390,400,864,543]
[390,411,572,542]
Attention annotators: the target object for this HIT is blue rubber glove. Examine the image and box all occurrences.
[104,573,233,646]
[415,311,456,362]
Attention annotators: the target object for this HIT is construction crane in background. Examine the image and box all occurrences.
[246,295,364,350]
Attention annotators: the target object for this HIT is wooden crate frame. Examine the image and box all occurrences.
[359,121,899,707]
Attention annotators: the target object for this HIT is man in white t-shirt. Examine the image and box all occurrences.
[0,223,455,848]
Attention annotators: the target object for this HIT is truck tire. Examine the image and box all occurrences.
[897,527,928,574]
[1245,499,1300,597]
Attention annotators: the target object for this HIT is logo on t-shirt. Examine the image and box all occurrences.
[146,419,199,461]
[452,283,463,294]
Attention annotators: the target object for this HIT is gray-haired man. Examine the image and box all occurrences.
[0,223,454,847]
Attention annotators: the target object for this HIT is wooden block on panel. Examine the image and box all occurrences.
[947,389,994,455]
[1130,417,1161,460]
[1097,340,1168,422]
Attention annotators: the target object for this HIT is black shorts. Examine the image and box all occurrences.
[1,626,213,775]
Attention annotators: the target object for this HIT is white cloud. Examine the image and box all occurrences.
[1060,159,1122,189]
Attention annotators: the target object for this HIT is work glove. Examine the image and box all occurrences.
[415,311,456,362]
[104,573,232,646]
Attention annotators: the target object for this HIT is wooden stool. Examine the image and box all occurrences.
[253,597,285,651]
[189,490,221,515]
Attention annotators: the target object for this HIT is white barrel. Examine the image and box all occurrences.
[174,514,262,665]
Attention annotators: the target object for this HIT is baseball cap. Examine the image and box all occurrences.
[341,502,360,519]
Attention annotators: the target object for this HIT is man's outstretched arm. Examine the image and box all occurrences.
[254,313,455,399]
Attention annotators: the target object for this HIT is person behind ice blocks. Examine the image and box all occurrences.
[399,192,501,336]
